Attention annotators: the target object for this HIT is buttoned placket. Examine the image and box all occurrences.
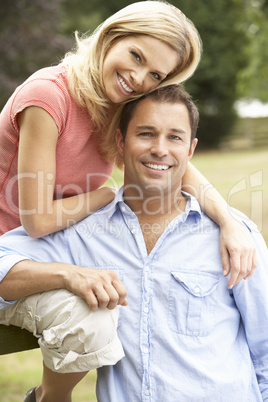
[120,203,154,399]
[140,260,153,400]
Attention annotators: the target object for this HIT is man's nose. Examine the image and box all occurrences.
[150,138,169,157]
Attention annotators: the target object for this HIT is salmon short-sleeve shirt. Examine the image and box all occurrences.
[0,64,113,234]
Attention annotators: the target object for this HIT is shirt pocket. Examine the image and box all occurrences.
[168,270,219,337]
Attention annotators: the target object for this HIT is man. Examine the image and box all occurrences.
[0,85,267,401]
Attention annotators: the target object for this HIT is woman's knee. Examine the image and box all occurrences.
[39,292,120,354]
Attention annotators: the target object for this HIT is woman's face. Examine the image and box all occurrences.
[102,35,179,104]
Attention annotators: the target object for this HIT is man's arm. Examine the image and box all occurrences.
[0,227,127,311]
[232,228,268,398]
[0,259,127,311]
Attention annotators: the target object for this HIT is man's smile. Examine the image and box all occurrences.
[143,163,171,171]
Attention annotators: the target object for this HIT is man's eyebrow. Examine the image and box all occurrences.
[135,125,187,134]
[169,128,187,135]
[135,125,156,131]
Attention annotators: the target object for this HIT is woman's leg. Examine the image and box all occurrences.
[35,363,88,402]
[1,289,124,400]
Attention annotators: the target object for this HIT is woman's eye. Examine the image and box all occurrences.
[151,72,161,81]
[131,51,141,62]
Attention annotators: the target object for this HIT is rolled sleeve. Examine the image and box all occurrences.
[0,255,30,309]
[0,254,30,282]
[0,225,70,309]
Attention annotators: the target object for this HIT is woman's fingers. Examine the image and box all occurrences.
[219,220,257,288]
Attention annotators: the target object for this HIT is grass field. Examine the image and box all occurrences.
[193,148,268,243]
[0,147,267,401]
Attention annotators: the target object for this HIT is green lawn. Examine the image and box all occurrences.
[192,148,268,244]
[0,349,97,402]
[0,148,267,401]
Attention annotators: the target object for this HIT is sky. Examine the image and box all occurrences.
[235,99,268,118]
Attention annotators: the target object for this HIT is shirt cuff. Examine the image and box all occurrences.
[0,255,30,282]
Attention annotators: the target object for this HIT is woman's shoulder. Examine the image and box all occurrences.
[26,64,67,85]
[8,64,72,135]
[17,64,69,96]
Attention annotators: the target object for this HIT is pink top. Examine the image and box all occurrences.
[0,64,113,235]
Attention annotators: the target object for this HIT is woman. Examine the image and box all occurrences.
[0,1,255,287]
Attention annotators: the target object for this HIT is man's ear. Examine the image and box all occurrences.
[115,128,124,157]
[188,138,198,160]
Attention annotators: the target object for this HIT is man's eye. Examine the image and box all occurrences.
[131,51,141,62]
[170,135,181,141]
[139,132,152,137]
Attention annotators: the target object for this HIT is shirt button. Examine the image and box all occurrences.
[143,348,149,354]
[144,307,149,313]
[145,389,151,396]
[121,206,126,212]
[194,286,201,294]
[131,228,136,234]
[145,266,150,272]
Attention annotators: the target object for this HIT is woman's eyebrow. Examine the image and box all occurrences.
[132,46,166,77]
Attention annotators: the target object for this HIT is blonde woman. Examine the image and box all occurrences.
[0,1,255,286]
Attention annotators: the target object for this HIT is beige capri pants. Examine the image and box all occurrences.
[0,289,124,373]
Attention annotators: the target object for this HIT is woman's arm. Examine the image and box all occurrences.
[182,162,257,289]
[18,106,115,238]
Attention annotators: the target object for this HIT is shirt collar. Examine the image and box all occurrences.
[105,186,202,222]
[183,191,202,220]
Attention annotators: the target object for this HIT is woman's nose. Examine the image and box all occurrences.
[130,69,146,89]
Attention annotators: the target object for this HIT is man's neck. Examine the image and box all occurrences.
[123,189,187,254]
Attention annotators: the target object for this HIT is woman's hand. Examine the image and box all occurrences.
[219,220,257,289]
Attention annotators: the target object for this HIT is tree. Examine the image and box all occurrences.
[236,0,268,102]
[0,0,71,111]
[175,0,251,148]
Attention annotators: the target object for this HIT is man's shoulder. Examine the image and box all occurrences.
[228,207,259,234]
[185,192,258,235]
[71,199,119,233]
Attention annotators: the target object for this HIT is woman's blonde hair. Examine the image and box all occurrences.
[63,1,202,166]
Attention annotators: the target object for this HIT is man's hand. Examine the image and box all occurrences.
[63,266,128,311]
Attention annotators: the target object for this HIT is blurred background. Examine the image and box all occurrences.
[0,0,267,400]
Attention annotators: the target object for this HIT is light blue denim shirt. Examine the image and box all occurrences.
[0,188,268,401]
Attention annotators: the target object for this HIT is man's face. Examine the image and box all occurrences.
[116,98,198,199]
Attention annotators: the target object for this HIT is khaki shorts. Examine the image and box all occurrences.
[0,289,124,373]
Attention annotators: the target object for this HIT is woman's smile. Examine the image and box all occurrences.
[117,73,135,95]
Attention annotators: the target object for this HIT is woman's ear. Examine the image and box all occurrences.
[115,128,124,157]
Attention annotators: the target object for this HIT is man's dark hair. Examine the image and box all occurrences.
[119,85,199,142]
